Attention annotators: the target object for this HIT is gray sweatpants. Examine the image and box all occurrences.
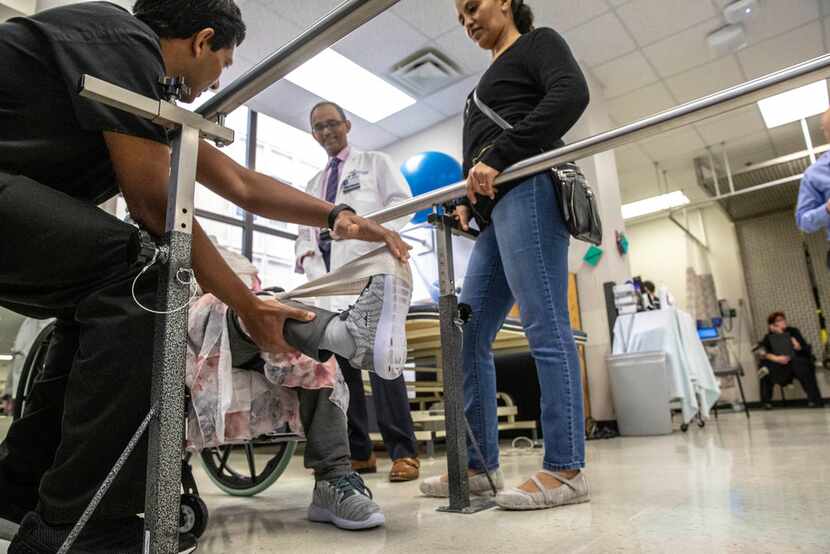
[297,388,352,481]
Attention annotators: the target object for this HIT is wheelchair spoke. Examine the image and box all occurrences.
[245,443,257,481]
[217,446,232,475]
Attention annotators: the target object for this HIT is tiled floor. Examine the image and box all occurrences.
[2,408,830,553]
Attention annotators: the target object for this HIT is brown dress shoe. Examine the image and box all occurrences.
[389,457,420,482]
[351,454,377,474]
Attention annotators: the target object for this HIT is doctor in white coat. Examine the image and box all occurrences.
[295,101,420,482]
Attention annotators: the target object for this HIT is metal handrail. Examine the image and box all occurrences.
[366,53,830,224]
[196,0,400,120]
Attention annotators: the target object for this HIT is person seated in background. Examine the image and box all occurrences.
[642,280,661,311]
[756,312,824,409]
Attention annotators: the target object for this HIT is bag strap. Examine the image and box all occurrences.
[473,89,513,130]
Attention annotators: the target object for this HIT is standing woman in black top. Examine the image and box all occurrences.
[420,0,591,510]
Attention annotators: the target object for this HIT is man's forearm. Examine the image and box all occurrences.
[191,220,258,315]
[239,168,334,226]
[197,141,334,228]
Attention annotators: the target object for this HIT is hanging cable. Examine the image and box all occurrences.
[131,245,198,315]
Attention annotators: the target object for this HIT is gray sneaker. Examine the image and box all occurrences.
[342,275,411,380]
[419,469,505,498]
[308,473,385,531]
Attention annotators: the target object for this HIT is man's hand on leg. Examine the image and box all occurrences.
[236,297,316,354]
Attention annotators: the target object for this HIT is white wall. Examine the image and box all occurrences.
[627,206,761,402]
[384,114,463,170]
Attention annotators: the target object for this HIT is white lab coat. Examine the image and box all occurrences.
[295,149,411,312]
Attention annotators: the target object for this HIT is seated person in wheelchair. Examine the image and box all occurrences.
[756,312,824,409]
[0,1,410,551]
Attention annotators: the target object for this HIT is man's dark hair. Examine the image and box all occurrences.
[767,311,786,326]
[133,0,246,51]
[642,281,656,294]
[310,101,348,126]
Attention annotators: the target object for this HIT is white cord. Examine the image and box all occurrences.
[131,248,198,315]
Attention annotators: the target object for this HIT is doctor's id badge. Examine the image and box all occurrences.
[341,170,363,193]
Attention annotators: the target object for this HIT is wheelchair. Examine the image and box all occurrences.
[13,321,300,538]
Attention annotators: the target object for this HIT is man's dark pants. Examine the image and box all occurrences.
[0,173,349,526]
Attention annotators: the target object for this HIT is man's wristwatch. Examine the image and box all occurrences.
[328,203,356,229]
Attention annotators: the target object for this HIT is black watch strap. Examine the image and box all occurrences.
[327,203,356,230]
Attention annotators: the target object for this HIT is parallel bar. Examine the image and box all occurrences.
[197,0,400,120]
[79,75,234,144]
[366,53,830,224]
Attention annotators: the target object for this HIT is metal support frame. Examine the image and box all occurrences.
[801,117,817,164]
[432,215,494,514]
[706,146,721,197]
[721,142,736,195]
[78,76,232,554]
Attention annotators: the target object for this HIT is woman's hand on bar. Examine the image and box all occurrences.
[466,161,500,204]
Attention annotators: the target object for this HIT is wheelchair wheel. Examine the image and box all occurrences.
[179,494,209,538]
[13,322,56,421]
[200,437,298,497]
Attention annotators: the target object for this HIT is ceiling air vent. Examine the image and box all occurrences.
[388,49,462,98]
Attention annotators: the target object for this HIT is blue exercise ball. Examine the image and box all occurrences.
[400,151,463,224]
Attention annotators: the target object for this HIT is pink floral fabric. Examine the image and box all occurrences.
[185,293,341,451]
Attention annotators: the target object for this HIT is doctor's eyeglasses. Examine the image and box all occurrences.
[312,120,345,134]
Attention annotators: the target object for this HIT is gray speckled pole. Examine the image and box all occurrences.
[434,216,471,512]
[144,125,200,554]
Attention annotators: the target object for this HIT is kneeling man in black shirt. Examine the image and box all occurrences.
[0,1,409,550]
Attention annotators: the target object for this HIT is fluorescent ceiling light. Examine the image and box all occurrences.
[286,49,416,123]
[622,191,690,220]
[757,80,829,129]
[0,354,12,362]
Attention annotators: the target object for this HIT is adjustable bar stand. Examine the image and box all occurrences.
[78,75,233,554]
[432,214,495,514]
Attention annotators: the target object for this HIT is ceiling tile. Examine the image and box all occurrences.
[375,102,448,137]
[614,144,654,173]
[665,55,744,104]
[618,167,664,203]
[237,2,301,62]
[694,105,767,146]
[346,117,401,150]
[391,0,459,39]
[531,0,609,32]
[606,81,675,125]
[563,11,636,67]
[334,11,429,76]
[725,133,777,170]
[247,80,318,134]
[737,21,824,79]
[592,50,659,98]
[423,74,481,117]
[639,127,705,163]
[642,17,724,78]
[434,26,491,75]
[768,121,812,156]
[263,0,344,29]
[741,0,820,44]
[607,0,630,7]
[616,0,717,47]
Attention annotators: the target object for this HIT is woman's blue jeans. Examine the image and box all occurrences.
[460,172,585,472]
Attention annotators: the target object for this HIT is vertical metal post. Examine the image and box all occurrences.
[433,215,470,512]
[433,214,494,514]
[706,146,721,196]
[721,142,736,194]
[242,110,258,260]
[801,118,817,163]
[144,125,200,554]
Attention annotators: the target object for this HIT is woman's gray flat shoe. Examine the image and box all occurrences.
[419,469,504,498]
[495,470,590,511]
